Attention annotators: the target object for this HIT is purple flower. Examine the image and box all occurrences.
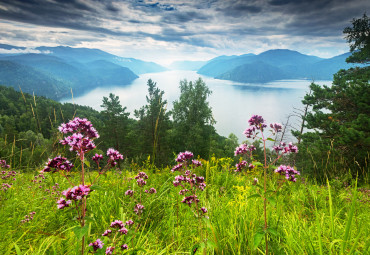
[57,198,72,209]
[234,144,249,156]
[171,163,183,172]
[42,156,73,173]
[248,115,267,130]
[135,172,148,179]
[243,126,256,139]
[110,220,124,229]
[62,185,91,201]
[107,148,124,166]
[58,117,99,139]
[252,177,258,185]
[102,229,112,236]
[121,244,128,250]
[235,161,248,172]
[270,123,282,133]
[134,204,144,215]
[192,160,202,167]
[176,151,194,163]
[105,246,115,254]
[145,187,157,194]
[125,189,134,196]
[179,189,189,195]
[89,239,104,251]
[59,133,96,154]
[125,220,134,226]
[201,207,207,213]
[119,227,128,234]
[274,165,300,182]
[136,178,147,187]
[0,160,10,169]
[92,154,103,163]
[181,195,199,206]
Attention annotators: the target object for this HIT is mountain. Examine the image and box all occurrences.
[0,60,68,99]
[35,46,166,74]
[0,44,166,99]
[197,49,360,83]
[216,61,288,83]
[169,60,208,71]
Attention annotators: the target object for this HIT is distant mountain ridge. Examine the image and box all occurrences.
[197,49,362,83]
[0,44,166,100]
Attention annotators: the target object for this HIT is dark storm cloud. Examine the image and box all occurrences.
[0,0,369,50]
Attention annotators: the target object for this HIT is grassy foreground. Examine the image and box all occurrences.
[1,157,369,255]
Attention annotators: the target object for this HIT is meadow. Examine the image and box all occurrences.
[1,116,369,255]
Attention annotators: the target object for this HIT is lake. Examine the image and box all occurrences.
[61,70,331,142]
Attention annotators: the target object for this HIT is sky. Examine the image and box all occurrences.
[0,0,369,66]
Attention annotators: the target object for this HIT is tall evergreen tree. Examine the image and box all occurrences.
[134,79,171,165]
[172,78,216,158]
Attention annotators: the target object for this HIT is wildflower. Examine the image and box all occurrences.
[92,154,103,163]
[171,163,183,172]
[125,189,134,196]
[134,204,144,215]
[110,220,124,229]
[201,207,207,213]
[179,189,189,195]
[105,246,115,254]
[235,161,248,172]
[270,123,282,133]
[243,126,256,138]
[234,144,249,156]
[0,160,10,168]
[136,178,147,187]
[135,172,148,179]
[62,185,91,200]
[121,244,128,250]
[57,198,72,209]
[145,187,157,194]
[181,195,199,206]
[102,229,112,236]
[118,227,128,234]
[107,148,123,166]
[89,239,104,251]
[58,117,99,139]
[274,165,300,182]
[42,156,73,173]
[248,115,267,130]
[176,151,194,163]
[125,219,134,226]
[192,159,202,167]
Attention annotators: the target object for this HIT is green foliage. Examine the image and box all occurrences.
[344,13,370,64]
[172,78,216,158]
[134,79,171,165]
[1,165,368,254]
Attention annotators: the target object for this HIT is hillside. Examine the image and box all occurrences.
[0,44,166,100]
[198,49,360,83]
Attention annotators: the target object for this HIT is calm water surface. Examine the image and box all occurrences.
[61,70,331,142]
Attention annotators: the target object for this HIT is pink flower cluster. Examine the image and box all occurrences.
[176,151,194,162]
[135,171,148,187]
[273,142,298,154]
[134,203,145,215]
[92,153,103,163]
[106,148,124,167]
[89,239,104,251]
[57,185,91,209]
[235,161,255,172]
[0,159,10,169]
[1,169,17,180]
[20,211,36,223]
[98,219,132,253]
[42,156,74,173]
[173,171,206,191]
[275,165,300,182]
[234,144,256,156]
[172,151,202,171]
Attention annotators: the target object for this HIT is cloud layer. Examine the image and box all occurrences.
[0,0,368,64]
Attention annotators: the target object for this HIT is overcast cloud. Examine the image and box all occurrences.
[0,0,368,65]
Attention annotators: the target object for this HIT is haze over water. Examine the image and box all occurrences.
[61,70,331,142]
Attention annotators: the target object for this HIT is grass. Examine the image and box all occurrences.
[0,158,369,254]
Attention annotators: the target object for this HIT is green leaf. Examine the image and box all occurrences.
[13,243,22,255]
[248,193,262,199]
[72,225,89,241]
[253,231,265,249]
[267,197,276,206]
[267,227,278,236]
[252,161,264,167]
[267,138,275,141]
[83,159,90,167]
